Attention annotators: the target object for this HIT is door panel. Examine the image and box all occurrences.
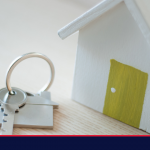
[103,59,148,128]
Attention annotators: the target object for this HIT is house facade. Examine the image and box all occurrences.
[58,0,150,133]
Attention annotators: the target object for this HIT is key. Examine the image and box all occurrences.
[0,91,59,130]
[0,52,56,134]
[0,87,27,135]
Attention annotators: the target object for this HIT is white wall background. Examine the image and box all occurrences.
[0,0,99,94]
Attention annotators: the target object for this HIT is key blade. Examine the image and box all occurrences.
[1,113,15,135]
[0,104,18,135]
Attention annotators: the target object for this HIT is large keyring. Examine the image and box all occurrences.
[6,52,55,95]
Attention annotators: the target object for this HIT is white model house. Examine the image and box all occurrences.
[58,0,150,133]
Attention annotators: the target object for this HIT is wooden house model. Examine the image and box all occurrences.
[58,0,150,133]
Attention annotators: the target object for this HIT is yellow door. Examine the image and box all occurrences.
[103,59,148,128]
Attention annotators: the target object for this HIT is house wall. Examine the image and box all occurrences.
[72,1,150,132]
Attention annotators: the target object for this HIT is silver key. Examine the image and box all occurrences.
[0,87,27,135]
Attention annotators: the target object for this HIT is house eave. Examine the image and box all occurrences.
[58,0,150,47]
[124,0,150,46]
[58,0,123,40]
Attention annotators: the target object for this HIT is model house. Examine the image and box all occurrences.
[58,0,150,133]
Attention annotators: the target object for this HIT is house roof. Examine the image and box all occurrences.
[58,0,150,46]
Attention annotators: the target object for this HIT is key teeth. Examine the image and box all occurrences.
[1,104,4,108]
[1,105,6,113]
[3,118,7,122]
[2,114,8,123]
[1,104,4,111]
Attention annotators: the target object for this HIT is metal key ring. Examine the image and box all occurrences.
[6,52,55,95]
